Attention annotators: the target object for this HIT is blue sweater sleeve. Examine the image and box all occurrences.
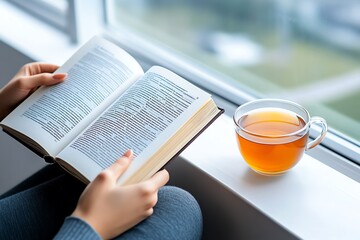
[54,216,101,240]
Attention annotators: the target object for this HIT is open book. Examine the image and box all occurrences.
[0,36,223,185]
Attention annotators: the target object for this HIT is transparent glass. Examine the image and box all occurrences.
[233,99,327,175]
[110,0,360,143]
[39,0,68,12]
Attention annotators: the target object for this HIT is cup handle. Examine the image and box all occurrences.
[306,117,328,150]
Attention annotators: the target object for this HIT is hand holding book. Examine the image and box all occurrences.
[0,36,223,185]
[0,63,67,121]
[0,36,216,239]
[72,149,170,239]
[0,62,172,238]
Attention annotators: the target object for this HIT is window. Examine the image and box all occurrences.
[7,0,85,43]
[5,0,359,163]
[7,0,106,44]
[107,0,360,162]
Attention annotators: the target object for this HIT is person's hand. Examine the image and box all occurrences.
[0,62,67,121]
[72,150,170,239]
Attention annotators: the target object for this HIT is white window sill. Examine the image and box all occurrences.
[2,2,360,239]
[181,114,360,239]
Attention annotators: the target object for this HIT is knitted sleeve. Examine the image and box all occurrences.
[54,216,101,240]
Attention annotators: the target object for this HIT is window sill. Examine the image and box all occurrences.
[180,114,360,239]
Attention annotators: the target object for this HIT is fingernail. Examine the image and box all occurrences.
[53,73,67,80]
[124,149,133,158]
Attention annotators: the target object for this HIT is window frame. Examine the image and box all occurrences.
[103,24,360,166]
[7,0,76,41]
[6,0,107,44]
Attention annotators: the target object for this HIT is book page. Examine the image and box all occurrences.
[1,36,144,156]
[57,66,212,182]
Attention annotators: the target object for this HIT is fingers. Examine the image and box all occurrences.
[53,73,68,80]
[106,149,133,181]
[15,62,66,90]
[19,73,67,90]
[146,169,169,189]
[38,63,60,73]
[25,62,60,75]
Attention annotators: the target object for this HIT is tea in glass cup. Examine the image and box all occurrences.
[233,99,327,175]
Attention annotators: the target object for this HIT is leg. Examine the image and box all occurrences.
[0,172,85,240]
[118,186,203,240]
[0,164,64,200]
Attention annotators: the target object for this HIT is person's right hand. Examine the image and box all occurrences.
[72,150,170,239]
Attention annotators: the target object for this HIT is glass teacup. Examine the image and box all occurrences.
[233,99,327,175]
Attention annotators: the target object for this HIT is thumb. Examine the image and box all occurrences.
[20,73,67,90]
[107,149,133,181]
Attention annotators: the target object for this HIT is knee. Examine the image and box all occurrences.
[157,186,203,239]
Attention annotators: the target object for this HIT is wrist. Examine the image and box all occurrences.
[0,105,12,121]
[72,209,106,239]
[0,89,11,121]
[0,90,5,121]
[55,216,102,240]
[0,108,9,122]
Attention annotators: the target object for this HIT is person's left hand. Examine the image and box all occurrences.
[0,62,67,121]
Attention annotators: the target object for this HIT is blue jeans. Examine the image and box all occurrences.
[0,164,202,239]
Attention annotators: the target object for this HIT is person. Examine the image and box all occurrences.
[0,62,203,239]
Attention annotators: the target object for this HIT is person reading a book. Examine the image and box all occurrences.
[0,62,203,239]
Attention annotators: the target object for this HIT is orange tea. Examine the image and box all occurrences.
[235,107,308,175]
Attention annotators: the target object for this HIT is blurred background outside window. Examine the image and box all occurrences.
[109,0,360,147]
